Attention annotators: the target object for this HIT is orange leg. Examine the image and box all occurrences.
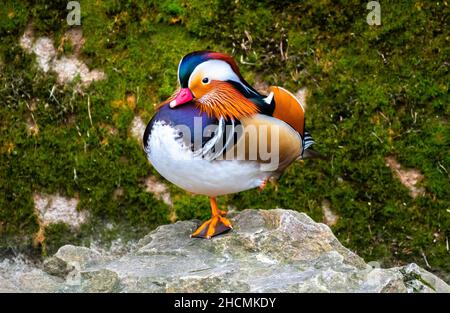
[191,197,233,239]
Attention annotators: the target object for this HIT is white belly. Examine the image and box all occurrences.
[145,122,270,197]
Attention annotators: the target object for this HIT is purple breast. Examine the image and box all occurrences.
[143,102,219,149]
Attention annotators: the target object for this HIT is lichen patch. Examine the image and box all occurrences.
[322,199,339,226]
[19,25,105,86]
[62,27,85,56]
[129,115,146,145]
[143,176,176,222]
[33,193,87,228]
[51,56,105,85]
[385,156,425,198]
[144,176,173,207]
[31,37,56,73]
[295,87,308,109]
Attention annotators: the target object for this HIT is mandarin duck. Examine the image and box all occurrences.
[143,51,315,239]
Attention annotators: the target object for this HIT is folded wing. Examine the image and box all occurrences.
[269,86,305,137]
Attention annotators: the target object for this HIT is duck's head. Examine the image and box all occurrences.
[168,51,261,120]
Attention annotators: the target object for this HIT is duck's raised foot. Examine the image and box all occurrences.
[191,215,232,239]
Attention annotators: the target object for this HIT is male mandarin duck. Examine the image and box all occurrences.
[143,51,315,239]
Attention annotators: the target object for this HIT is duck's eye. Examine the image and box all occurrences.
[202,77,210,84]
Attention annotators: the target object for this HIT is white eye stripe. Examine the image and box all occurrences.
[188,60,240,88]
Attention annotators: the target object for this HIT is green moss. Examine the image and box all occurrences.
[0,2,29,35]
[174,194,211,221]
[43,223,83,256]
[0,0,448,280]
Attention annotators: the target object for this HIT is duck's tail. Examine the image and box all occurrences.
[299,131,327,160]
[303,130,315,151]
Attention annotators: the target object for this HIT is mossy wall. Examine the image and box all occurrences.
[0,1,448,277]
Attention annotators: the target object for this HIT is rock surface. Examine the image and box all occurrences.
[1,209,448,293]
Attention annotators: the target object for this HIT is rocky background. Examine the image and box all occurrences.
[0,1,449,288]
[2,210,449,293]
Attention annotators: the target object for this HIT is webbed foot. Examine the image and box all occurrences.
[190,197,233,239]
[191,215,232,239]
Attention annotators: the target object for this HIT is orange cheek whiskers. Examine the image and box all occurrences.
[195,82,259,120]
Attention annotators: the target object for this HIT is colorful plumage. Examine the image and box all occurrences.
[143,51,315,239]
